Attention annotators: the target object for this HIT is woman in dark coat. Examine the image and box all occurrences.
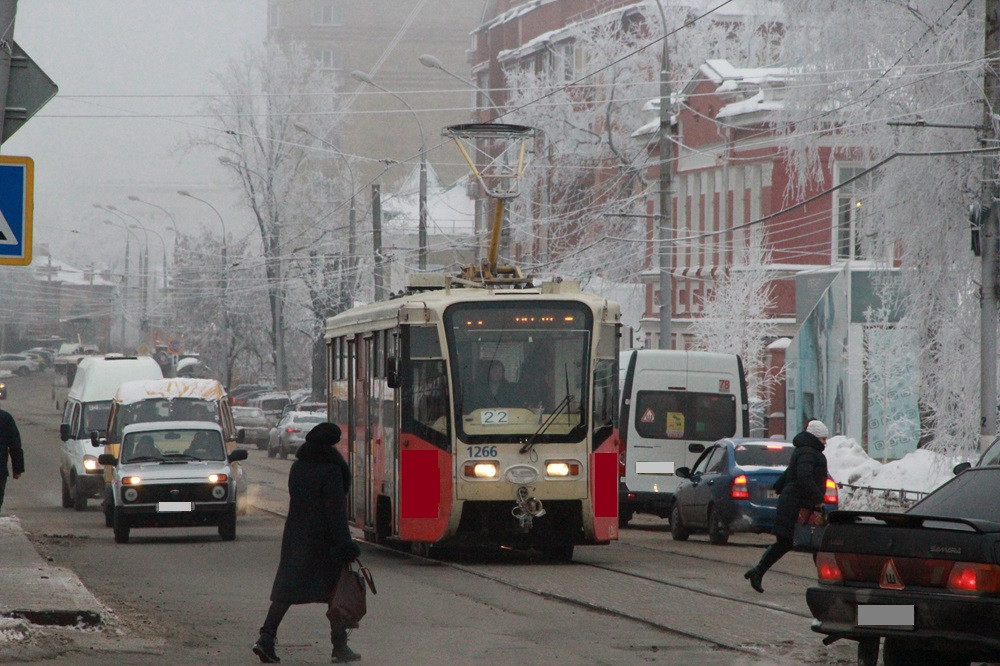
[253,422,361,663]
[744,419,830,593]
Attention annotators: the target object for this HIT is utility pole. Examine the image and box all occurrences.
[372,184,385,301]
[419,152,428,270]
[121,233,130,350]
[981,0,1000,451]
[653,1,673,350]
[0,1,17,148]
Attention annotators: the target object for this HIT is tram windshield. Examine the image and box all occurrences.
[444,301,592,444]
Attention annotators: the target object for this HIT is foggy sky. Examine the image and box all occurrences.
[4,1,266,266]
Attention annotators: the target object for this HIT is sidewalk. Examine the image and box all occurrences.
[0,516,104,628]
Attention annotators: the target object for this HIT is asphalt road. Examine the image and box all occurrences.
[0,371,855,664]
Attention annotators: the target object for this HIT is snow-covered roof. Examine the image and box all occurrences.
[115,378,225,404]
[33,256,115,287]
[496,3,642,64]
[382,163,475,236]
[475,0,557,34]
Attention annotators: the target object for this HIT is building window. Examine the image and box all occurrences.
[835,165,876,260]
[312,3,339,25]
[551,42,575,83]
[267,2,280,29]
[317,49,338,71]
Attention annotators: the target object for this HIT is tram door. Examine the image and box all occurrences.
[363,334,376,528]
[346,337,357,519]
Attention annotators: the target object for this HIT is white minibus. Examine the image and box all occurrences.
[618,350,749,526]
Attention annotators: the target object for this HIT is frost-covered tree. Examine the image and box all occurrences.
[775,1,984,454]
[194,41,345,389]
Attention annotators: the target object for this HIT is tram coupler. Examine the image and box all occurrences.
[512,486,546,532]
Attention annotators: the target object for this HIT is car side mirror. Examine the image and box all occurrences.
[228,449,249,463]
[386,356,400,389]
[236,428,246,444]
[59,423,71,442]
[90,430,107,448]
[953,461,972,475]
[97,453,117,466]
[688,443,705,453]
[676,466,691,479]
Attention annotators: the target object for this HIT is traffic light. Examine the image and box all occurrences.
[970,203,990,256]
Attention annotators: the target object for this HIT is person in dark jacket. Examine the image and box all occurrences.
[253,422,362,663]
[0,407,25,514]
[744,419,829,593]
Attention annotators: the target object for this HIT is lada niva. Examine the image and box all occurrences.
[98,421,248,543]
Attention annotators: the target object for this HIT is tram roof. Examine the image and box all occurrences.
[324,279,621,338]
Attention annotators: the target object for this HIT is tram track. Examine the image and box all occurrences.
[618,538,817,583]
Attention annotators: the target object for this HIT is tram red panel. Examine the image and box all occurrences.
[592,450,618,518]
[401,449,440,518]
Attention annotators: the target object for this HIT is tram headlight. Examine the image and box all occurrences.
[464,462,499,479]
[545,460,581,478]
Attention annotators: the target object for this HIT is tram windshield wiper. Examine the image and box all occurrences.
[519,393,573,455]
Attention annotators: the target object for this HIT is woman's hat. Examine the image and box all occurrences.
[305,422,341,445]
[806,420,829,439]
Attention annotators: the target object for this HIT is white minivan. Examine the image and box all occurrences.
[618,350,749,526]
[59,355,163,510]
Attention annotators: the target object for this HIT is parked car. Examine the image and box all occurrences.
[232,406,271,450]
[25,347,55,365]
[267,411,326,459]
[0,353,41,376]
[98,421,248,543]
[280,400,326,418]
[807,466,1000,666]
[671,438,839,545]
[229,383,275,406]
[953,436,1000,474]
[22,350,51,368]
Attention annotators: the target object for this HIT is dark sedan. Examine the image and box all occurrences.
[807,466,1000,666]
[671,438,838,545]
[232,406,271,450]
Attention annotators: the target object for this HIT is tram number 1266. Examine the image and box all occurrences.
[467,445,499,458]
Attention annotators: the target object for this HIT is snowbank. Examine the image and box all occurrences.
[824,435,959,510]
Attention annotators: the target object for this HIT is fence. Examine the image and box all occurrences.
[835,482,928,512]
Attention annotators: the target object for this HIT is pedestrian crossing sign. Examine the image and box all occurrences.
[0,156,33,266]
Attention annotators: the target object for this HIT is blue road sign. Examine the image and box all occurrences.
[0,156,33,266]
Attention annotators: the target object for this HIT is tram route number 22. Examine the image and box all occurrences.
[480,409,509,425]
[467,445,499,458]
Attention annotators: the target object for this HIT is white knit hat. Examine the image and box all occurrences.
[806,420,829,439]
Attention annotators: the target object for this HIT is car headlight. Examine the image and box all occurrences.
[83,455,99,472]
[122,476,141,485]
[123,487,138,502]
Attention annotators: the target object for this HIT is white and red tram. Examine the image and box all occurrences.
[325,277,621,559]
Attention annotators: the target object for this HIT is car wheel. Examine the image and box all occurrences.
[113,512,130,544]
[72,476,88,511]
[618,510,633,529]
[103,487,115,528]
[670,503,691,541]
[707,505,729,545]
[857,638,880,666]
[267,442,276,458]
[279,443,288,460]
[256,440,267,451]
[16,366,29,376]
[60,475,73,509]
[218,508,237,541]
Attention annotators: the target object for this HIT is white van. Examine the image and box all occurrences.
[59,355,163,511]
[618,350,749,526]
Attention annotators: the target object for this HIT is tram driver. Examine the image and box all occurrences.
[472,360,517,409]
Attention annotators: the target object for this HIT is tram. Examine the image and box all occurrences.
[325,275,621,559]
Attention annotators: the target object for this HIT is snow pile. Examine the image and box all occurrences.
[825,435,958,511]
[0,617,30,644]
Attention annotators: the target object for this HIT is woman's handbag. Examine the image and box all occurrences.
[792,507,827,552]
[328,560,377,628]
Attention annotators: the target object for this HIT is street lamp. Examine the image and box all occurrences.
[651,0,674,350]
[128,195,178,289]
[109,205,152,336]
[351,69,429,271]
[100,216,138,350]
[294,122,357,278]
[177,190,232,387]
[418,53,499,113]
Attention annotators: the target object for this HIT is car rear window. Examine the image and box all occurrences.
[734,443,793,467]
[633,390,736,441]
[908,468,1000,521]
[296,415,325,425]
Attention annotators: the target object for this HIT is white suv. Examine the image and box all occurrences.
[99,421,248,544]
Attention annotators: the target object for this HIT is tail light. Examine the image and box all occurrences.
[731,475,749,499]
[947,562,1000,593]
[285,427,300,434]
[824,478,839,505]
[816,552,843,582]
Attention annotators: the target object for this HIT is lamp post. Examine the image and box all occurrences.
[651,0,674,350]
[99,216,138,350]
[108,205,151,337]
[177,190,231,387]
[351,70,428,271]
[128,195,177,290]
[294,123,357,281]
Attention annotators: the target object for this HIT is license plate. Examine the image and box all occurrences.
[157,501,193,513]
[856,604,914,629]
[766,489,778,499]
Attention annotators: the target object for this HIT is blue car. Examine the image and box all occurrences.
[670,438,837,545]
